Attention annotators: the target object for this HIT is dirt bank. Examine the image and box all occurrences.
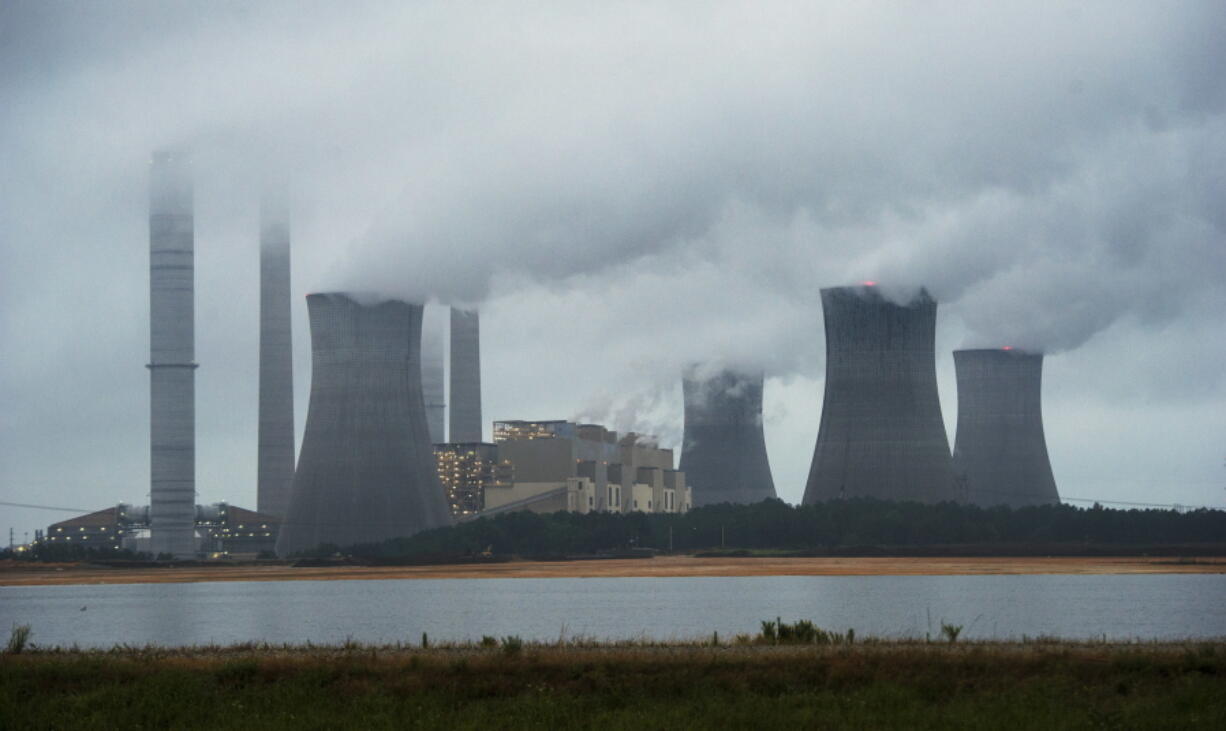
[2,555,1223,587]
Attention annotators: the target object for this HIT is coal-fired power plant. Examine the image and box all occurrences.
[256,195,295,519]
[952,348,1060,507]
[276,293,453,555]
[421,306,446,444]
[147,151,199,557]
[803,285,957,505]
[449,307,482,442]
[680,369,777,506]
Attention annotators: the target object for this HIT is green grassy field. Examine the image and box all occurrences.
[4,638,1224,729]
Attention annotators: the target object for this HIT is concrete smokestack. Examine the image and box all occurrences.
[276,293,452,555]
[952,348,1059,507]
[257,194,295,519]
[147,150,198,557]
[680,368,777,506]
[803,285,956,504]
[449,307,482,442]
[421,305,446,444]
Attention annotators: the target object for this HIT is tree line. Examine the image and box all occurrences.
[327,498,1226,558]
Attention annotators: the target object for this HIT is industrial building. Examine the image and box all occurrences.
[276,293,453,555]
[449,308,482,442]
[483,420,690,516]
[434,442,511,517]
[803,284,957,504]
[147,150,199,557]
[257,194,295,519]
[42,503,280,557]
[680,368,777,506]
[952,348,1060,507]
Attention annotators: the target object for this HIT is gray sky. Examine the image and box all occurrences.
[3,0,1224,541]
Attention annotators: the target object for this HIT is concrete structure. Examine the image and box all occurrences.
[43,503,280,557]
[257,194,295,519]
[147,150,198,557]
[449,307,482,442]
[680,368,777,506]
[434,442,511,518]
[421,305,446,443]
[276,294,453,555]
[485,420,690,515]
[952,348,1060,507]
[803,285,957,504]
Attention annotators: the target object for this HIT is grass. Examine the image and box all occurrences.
[2,636,1225,729]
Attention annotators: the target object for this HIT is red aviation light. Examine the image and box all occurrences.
[1001,346,1013,351]
[862,280,877,287]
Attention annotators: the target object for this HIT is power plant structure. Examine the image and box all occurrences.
[449,307,482,442]
[276,293,452,555]
[147,150,199,557]
[803,285,957,505]
[680,368,777,506]
[421,305,446,444]
[256,194,295,519]
[952,348,1059,507]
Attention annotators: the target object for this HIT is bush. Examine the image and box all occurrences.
[6,624,32,654]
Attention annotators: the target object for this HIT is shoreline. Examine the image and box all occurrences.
[3,554,1224,587]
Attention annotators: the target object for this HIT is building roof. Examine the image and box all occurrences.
[49,508,117,530]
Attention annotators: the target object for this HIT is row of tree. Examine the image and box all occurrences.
[327,498,1226,558]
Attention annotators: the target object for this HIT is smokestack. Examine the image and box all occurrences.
[449,307,482,442]
[952,348,1060,507]
[276,293,452,555]
[420,305,446,444]
[257,194,295,519]
[147,150,198,557]
[803,285,956,504]
[680,368,777,506]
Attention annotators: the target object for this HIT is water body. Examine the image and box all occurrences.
[2,575,1224,648]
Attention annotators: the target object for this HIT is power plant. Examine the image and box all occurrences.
[803,285,957,505]
[256,194,295,519]
[449,307,482,442]
[276,293,453,555]
[952,348,1060,507]
[147,150,199,557]
[680,368,777,506]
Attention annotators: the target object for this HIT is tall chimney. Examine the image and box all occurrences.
[276,293,452,555]
[420,305,446,444]
[680,368,777,506]
[952,348,1059,507]
[803,285,956,504]
[147,150,198,557]
[448,307,482,442]
[257,194,295,518]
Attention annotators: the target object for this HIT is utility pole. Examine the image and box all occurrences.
[721,525,725,549]
[668,525,673,553]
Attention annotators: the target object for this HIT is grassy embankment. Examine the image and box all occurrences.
[4,632,1225,729]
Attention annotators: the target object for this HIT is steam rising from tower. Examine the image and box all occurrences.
[276,293,452,555]
[952,349,1060,507]
[147,150,198,557]
[257,194,295,518]
[803,285,956,504]
[449,307,482,442]
[680,368,777,506]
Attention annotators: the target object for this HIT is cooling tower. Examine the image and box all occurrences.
[952,348,1059,507]
[276,293,453,555]
[257,194,295,519]
[147,150,198,557]
[449,307,482,442]
[421,305,446,444]
[680,368,777,506]
[802,285,957,505]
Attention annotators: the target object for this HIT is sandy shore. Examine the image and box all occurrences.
[2,555,1223,587]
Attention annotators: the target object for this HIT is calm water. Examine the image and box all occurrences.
[2,575,1224,648]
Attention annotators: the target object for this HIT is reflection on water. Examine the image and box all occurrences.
[2,574,1224,648]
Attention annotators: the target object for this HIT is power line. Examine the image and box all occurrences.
[0,500,95,513]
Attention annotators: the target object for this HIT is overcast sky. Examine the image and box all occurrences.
[2,1,1224,541]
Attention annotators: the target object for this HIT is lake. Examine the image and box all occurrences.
[2,574,1224,648]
